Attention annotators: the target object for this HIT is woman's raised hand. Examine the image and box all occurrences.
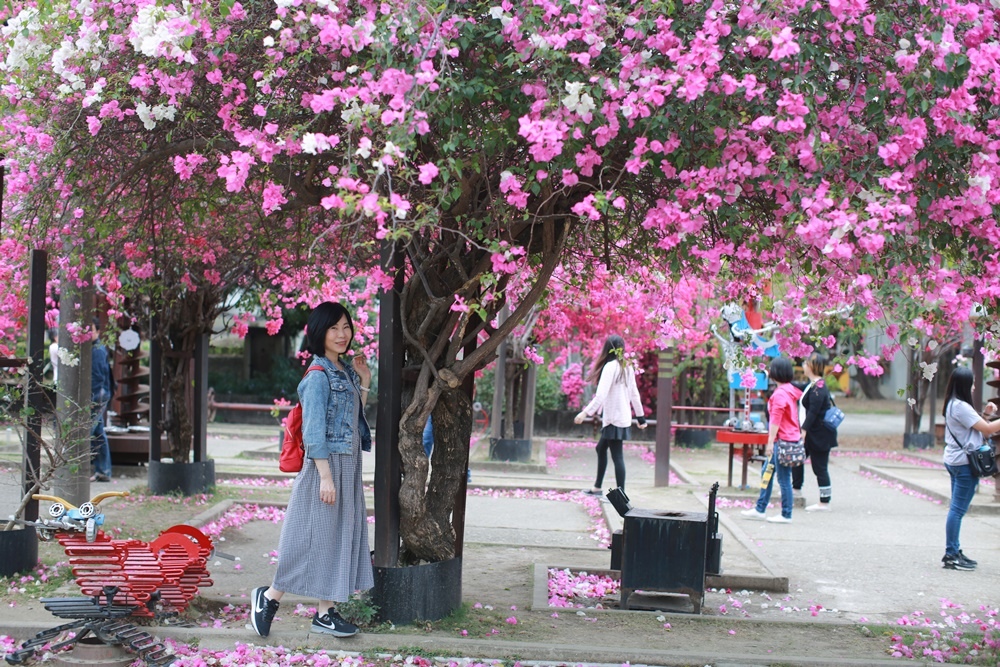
[352,352,372,385]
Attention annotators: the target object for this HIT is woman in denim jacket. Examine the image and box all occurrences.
[251,302,374,639]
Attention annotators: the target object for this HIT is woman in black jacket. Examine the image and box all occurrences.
[793,353,838,510]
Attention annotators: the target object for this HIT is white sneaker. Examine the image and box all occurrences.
[767,515,792,523]
[740,508,767,520]
[805,503,831,512]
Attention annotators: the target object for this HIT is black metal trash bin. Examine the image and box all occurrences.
[620,508,707,612]
[618,482,723,613]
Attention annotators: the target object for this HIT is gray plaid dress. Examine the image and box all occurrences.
[273,380,373,602]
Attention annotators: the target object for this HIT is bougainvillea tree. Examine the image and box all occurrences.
[4,0,1000,565]
[534,264,718,408]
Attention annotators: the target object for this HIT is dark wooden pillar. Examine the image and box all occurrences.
[23,249,46,522]
[374,243,404,568]
[654,348,675,487]
[192,333,209,462]
[149,318,162,462]
[453,336,478,560]
[973,338,984,413]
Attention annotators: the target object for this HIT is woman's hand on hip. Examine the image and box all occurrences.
[319,479,337,505]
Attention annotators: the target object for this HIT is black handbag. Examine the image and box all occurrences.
[946,411,999,478]
[968,442,999,478]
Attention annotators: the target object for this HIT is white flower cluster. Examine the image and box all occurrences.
[301,132,335,155]
[1,8,50,74]
[135,102,177,130]
[562,81,595,116]
[341,100,380,124]
[56,348,80,368]
[489,6,513,27]
[129,2,197,64]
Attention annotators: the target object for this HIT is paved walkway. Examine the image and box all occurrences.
[0,417,998,665]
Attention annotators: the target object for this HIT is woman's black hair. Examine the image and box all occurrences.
[943,366,975,416]
[305,302,354,357]
[769,356,794,383]
[589,335,626,383]
[807,353,827,378]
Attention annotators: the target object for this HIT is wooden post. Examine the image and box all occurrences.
[149,317,162,462]
[374,242,404,568]
[522,363,537,441]
[972,338,984,413]
[192,333,209,463]
[453,337,477,560]
[23,249,46,523]
[654,348,675,487]
[490,307,509,440]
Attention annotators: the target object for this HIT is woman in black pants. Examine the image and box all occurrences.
[793,353,838,510]
[573,335,647,495]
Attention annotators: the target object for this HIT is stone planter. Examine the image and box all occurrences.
[373,557,462,624]
[0,527,38,577]
[147,459,215,496]
[488,438,532,462]
[675,428,715,448]
[903,432,934,450]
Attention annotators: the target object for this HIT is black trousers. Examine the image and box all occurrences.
[791,448,832,502]
[594,438,626,490]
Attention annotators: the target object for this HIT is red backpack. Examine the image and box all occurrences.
[279,365,325,473]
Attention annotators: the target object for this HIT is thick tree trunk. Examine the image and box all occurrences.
[161,351,194,461]
[856,371,884,400]
[54,282,93,507]
[398,387,471,563]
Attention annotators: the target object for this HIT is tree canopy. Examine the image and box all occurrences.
[3,0,1000,560]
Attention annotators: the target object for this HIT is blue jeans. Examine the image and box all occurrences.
[755,450,793,518]
[90,390,111,478]
[945,463,977,556]
[422,416,434,457]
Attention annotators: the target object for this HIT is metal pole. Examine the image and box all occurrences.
[654,348,675,487]
[23,249,46,523]
[374,242,403,568]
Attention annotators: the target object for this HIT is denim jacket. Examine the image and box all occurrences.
[299,355,372,458]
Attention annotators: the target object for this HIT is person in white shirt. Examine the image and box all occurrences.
[574,335,647,495]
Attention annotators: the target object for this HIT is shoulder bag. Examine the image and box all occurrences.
[945,405,999,478]
[776,438,806,467]
[823,394,845,432]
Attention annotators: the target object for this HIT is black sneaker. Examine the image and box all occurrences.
[250,586,279,637]
[311,608,359,637]
[942,554,975,571]
[958,550,978,568]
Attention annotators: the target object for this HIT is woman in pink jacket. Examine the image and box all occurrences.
[741,356,803,523]
[574,335,647,495]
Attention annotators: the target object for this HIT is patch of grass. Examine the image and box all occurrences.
[0,560,75,604]
[337,591,379,628]
[386,604,539,640]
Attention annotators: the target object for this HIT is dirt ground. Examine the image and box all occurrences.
[1,475,914,664]
[385,543,899,664]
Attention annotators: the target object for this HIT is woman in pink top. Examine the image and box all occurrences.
[573,335,647,495]
[741,356,802,523]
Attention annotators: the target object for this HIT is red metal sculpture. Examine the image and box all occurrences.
[6,491,215,666]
